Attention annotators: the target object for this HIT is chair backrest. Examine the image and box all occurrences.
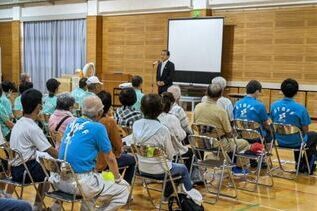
[191,123,224,139]
[233,119,263,141]
[272,123,304,146]
[130,144,169,171]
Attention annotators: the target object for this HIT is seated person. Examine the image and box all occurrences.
[133,94,201,200]
[56,96,129,210]
[71,77,89,108]
[1,81,16,119]
[48,93,75,150]
[115,88,143,128]
[86,76,103,95]
[202,76,234,120]
[131,75,144,111]
[0,86,14,141]
[167,85,192,135]
[233,80,272,143]
[270,79,317,173]
[13,81,33,119]
[10,88,58,210]
[194,84,250,175]
[158,92,192,171]
[97,91,136,184]
[42,78,60,116]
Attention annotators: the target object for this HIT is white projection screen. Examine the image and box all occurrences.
[168,17,224,85]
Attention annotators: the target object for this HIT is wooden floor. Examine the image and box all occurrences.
[10,119,317,210]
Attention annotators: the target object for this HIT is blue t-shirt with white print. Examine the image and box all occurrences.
[59,117,112,173]
[270,98,311,148]
[234,96,269,137]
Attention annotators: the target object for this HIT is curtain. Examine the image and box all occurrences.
[24,19,86,91]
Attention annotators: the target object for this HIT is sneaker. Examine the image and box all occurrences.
[232,167,249,176]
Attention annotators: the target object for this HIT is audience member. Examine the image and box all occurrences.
[233,80,272,143]
[202,76,234,120]
[1,81,15,118]
[158,92,192,171]
[194,84,250,175]
[42,78,60,116]
[271,79,317,173]
[0,198,32,211]
[131,75,144,111]
[48,93,75,150]
[86,76,103,95]
[0,86,14,141]
[56,96,129,210]
[115,88,143,128]
[20,73,31,83]
[97,91,136,184]
[167,85,192,135]
[133,94,201,201]
[71,77,89,107]
[10,88,58,210]
[13,81,33,119]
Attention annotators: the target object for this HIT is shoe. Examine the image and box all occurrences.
[232,167,249,176]
[162,196,169,204]
[182,184,203,206]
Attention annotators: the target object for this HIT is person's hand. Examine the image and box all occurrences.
[116,177,130,187]
[161,81,165,86]
[157,81,162,86]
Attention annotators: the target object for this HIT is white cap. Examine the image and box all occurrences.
[87,76,103,85]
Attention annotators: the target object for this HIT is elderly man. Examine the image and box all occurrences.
[87,76,103,95]
[202,77,234,120]
[57,96,129,211]
[167,85,192,135]
[194,84,250,176]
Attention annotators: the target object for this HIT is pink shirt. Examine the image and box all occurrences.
[48,110,75,134]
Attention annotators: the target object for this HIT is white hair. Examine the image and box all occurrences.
[82,63,95,77]
[82,96,104,119]
[167,85,181,101]
[211,76,227,90]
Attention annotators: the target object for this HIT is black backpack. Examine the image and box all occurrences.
[168,193,204,211]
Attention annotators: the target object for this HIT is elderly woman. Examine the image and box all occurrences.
[202,76,234,120]
[167,85,192,135]
[48,93,75,149]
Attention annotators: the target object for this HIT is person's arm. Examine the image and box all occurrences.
[163,128,176,160]
[106,119,123,157]
[45,147,58,158]
[172,116,186,142]
[301,108,311,134]
[103,151,121,180]
[4,120,14,129]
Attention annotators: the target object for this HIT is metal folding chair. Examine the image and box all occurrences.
[0,145,47,209]
[233,119,274,192]
[128,144,181,211]
[189,124,237,204]
[38,156,90,211]
[272,123,311,179]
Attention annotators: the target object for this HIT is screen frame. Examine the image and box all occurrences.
[167,17,224,85]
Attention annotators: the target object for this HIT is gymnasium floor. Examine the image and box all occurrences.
[19,117,317,210]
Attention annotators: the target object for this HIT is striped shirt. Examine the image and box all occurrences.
[169,103,192,134]
[114,106,143,128]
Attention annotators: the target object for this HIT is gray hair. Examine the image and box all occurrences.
[207,83,222,98]
[56,93,75,111]
[167,85,181,101]
[82,96,104,119]
[211,76,227,90]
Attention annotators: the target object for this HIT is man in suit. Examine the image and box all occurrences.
[156,50,175,94]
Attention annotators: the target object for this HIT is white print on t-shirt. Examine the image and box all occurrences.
[236,103,255,118]
[273,106,295,122]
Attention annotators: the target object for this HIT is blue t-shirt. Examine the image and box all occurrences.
[270,98,311,147]
[58,117,112,173]
[234,96,269,136]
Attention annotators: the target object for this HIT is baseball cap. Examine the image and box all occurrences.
[87,76,103,85]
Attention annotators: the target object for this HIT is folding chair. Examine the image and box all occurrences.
[233,119,274,192]
[38,156,90,211]
[189,124,237,204]
[128,144,181,211]
[272,123,311,179]
[0,145,47,209]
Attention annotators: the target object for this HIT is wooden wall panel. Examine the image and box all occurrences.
[0,22,12,81]
[270,90,306,106]
[11,21,20,83]
[307,92,317,118]
[102,12,191,93]
[213,6,317,84]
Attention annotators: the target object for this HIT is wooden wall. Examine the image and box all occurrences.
[0,22,12,81]
[213,6,317,84]
[101,12,191,93]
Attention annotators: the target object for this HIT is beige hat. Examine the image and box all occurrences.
[87,76,103,85]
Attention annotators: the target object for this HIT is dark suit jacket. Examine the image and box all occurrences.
[156,60,175,94]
